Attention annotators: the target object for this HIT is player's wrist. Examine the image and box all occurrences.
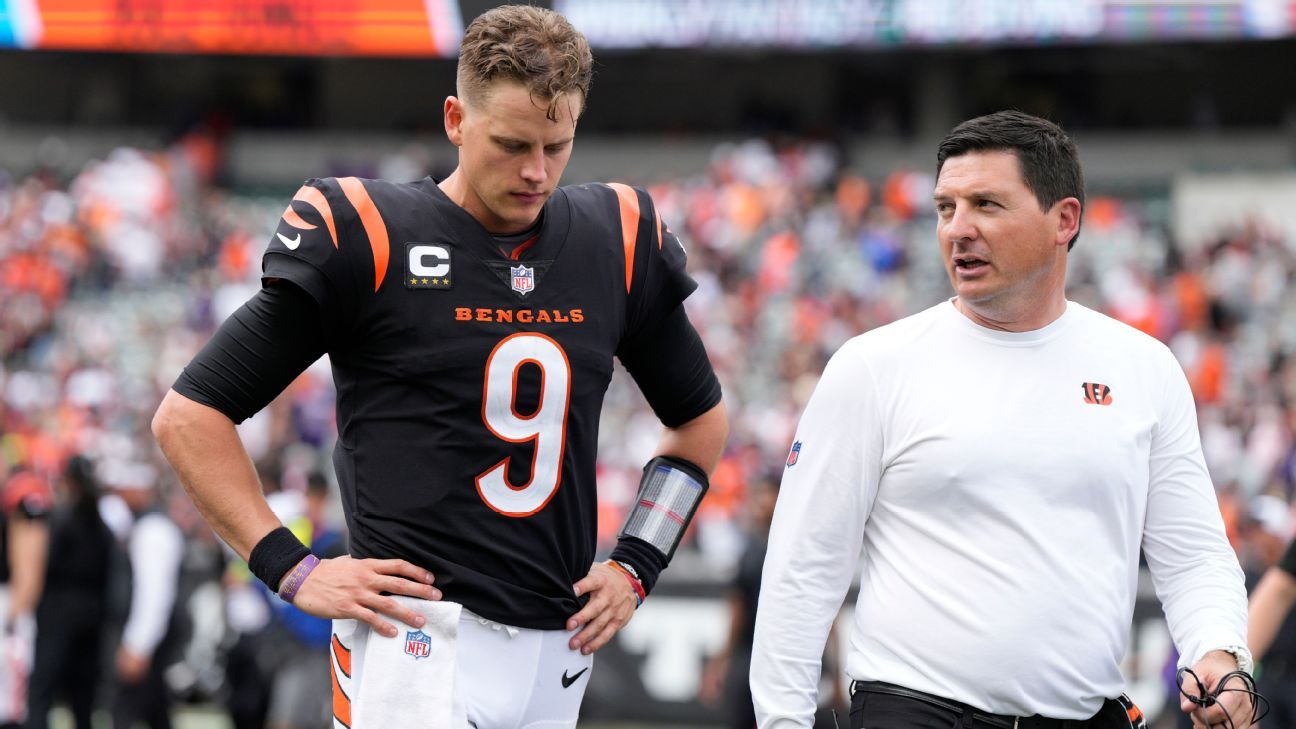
[605,559,646,608]
[1209,645,1255,674]
[608,539,663,595]
[247,525,312,593]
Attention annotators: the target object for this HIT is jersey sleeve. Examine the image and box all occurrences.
[2,473,52,520]
[261,177,373,332]
[171,284,328,424]
[614,185,697,341]
[617,304,721,428]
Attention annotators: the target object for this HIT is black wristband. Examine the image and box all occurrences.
[609,537,666,596]
[248,526,311,592]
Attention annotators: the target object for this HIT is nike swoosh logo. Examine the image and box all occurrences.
[561,667,588,689]
[277,232,302,250]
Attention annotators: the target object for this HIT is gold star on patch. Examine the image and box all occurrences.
[421,278,429,285]
[409,277,418,285]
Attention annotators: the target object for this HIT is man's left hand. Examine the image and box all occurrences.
[1179,650,1254,729]
[567,561,637,655]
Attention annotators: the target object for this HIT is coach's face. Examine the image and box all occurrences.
[443,81,579,234]
[933,150,1079,329]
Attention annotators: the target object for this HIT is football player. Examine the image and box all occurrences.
[152,5,727,728]
[0,469,51,729]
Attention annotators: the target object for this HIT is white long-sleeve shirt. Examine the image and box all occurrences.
[121,511,184,657]
[751,301,1247,727]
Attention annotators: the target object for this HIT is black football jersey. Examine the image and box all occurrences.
[261,177,696,629]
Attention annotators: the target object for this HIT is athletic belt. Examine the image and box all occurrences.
[851,681,1096,729]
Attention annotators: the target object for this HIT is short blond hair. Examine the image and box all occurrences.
[457,5,594,121]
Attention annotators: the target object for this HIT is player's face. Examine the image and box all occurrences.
[933,150,1077,326]
[444,81,579,234]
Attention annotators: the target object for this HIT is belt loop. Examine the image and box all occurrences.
[960,707,975,729]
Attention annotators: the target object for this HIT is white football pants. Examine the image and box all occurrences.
[331,598,594,729]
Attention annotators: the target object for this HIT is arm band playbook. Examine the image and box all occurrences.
[248,526,312,592]
[609,455,710,595]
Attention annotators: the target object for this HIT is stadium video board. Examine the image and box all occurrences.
[556,0,1296,49]
[0,0,1293,55]
[0,0,465,56]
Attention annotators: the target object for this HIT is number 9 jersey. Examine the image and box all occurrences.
[258,176,716,630]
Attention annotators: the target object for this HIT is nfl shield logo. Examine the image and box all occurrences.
[786,441,801,467]
[510,264,535,295]
[404,630,432,659]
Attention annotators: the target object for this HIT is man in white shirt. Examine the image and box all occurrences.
[751,111,1255,729]
[102,461,184,729]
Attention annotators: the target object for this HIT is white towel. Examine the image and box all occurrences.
[332,599,465,729]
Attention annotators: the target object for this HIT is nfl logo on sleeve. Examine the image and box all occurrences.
[510,264,535,295]
[404,630,432,659]
[786,441,801,467]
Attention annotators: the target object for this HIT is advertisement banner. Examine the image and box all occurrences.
[0,0,463,56]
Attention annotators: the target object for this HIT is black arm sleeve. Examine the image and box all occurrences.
[172,283,328,424]
[1280,538,1296,578]
[617,305,722,428]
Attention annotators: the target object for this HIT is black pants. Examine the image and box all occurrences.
[25,600,106,729]
[849,682,1138,729]
[110,663,172,729]
[223,632,271,729]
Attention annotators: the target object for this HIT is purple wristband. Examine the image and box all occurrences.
[276,554,320,603]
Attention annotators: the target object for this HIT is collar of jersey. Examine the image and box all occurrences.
[415,177,572,264]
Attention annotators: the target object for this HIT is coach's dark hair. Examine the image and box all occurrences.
[458,5,594,122]
[937,110,1085,250]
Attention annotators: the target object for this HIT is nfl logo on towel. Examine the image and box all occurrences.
[404,630,432,659]
[510,264,535,295]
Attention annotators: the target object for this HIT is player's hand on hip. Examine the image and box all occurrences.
[1179,650,1254,729]
[291,555,441,638]
[566,561,637,655]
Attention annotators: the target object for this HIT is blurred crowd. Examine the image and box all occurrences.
[2,131,1296,727]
